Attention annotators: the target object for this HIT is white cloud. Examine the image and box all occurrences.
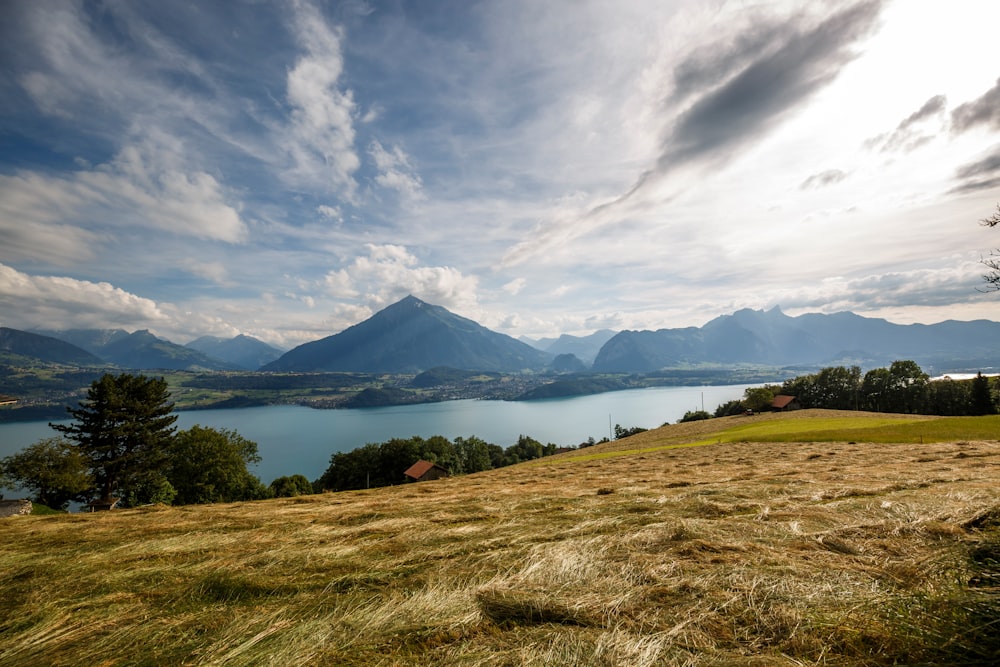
[284,0,360,197]
[0,262,170,331]
[321,244,479,312]
[368,140,424,199]
[317,205,343,224]
[502,278,526,295]
[0,136,246,267]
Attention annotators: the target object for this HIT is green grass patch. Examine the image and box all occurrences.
[723,415,1000,444]
[552,414,1000,464]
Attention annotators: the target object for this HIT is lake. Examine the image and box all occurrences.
[0,384,751,493]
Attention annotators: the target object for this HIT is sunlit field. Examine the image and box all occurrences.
[2,409,998,666]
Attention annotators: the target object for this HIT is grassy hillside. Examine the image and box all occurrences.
[1,410,998,666]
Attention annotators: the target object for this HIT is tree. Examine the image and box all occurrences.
[714,400,745,417]
[269,474,314,498]
[744,385,780,412]
[861,361,928,413]
[678,410,711,423]
[0,437,93,509]
[453,436,493,474]
[979,204,1000,291]
[970,372,997,415]
[613,424,648,440]
[168,426,267,504]
[52,373,177,505]
[926,377,972,416]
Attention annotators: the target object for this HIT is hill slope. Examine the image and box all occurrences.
[0,327,103,365]
[1,410,997,665]
[263,295,551,373]
[98,330,238,371]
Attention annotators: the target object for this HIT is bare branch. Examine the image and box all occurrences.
[981,204,1000,228]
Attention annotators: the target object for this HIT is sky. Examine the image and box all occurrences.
[2,0,1000,349]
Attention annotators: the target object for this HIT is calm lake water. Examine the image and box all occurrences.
[0,384,751,492]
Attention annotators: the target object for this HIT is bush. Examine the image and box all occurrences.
[269,474,314,498]
[678,410,712,423]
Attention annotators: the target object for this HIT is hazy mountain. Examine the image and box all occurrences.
[185,334,283,370]
[263,295,552,373]
[0,328,104,366]
[592,307,1000,373]
[33,328,131,356]
[98,330,239,371]
[542,329,617,364]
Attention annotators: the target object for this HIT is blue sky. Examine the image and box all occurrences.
[2,0,1000,348]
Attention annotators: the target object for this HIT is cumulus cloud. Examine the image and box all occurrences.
[951,77,1000,134]
[864,94,946,153]
[321,244,479,312]
[0,262,170,331]
[284,0,360,197]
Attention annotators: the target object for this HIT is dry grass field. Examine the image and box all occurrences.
[1,409,998,666]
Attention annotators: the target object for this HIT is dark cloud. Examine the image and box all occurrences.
[801,168,848,190]
[899,94,947,129]
[670,19,788,103]
[864,94,945,153]
[952,77,1000,133]
[589,1,884,215]
[658,1,883,172]
[956,149,1000,180]
[950,146,1000,194]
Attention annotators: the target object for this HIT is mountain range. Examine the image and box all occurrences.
[185,334,283,370]
[592,306,1000,373]
[5,298,999,375]
[23,328,281,372]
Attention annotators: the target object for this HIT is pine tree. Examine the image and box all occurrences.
[52,373,177,504]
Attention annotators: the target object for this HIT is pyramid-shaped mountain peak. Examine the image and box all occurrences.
[262,296,550,373]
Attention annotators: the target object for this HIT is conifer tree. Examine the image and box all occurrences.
[52,373,177,504]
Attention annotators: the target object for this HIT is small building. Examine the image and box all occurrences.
[0,499,32,517]
[771,395,802,411]
[403,460,450,482]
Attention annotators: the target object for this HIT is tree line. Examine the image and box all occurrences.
[712,361,998,417]
[316,433,561,492]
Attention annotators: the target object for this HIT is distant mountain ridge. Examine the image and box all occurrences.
[185,334,283,370]
[593,307,1000,373]
[35,328,239,371]
[525,329,617,365]
[9,303,1000,376]
[262,295,552,373]
[0,328,103,366]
